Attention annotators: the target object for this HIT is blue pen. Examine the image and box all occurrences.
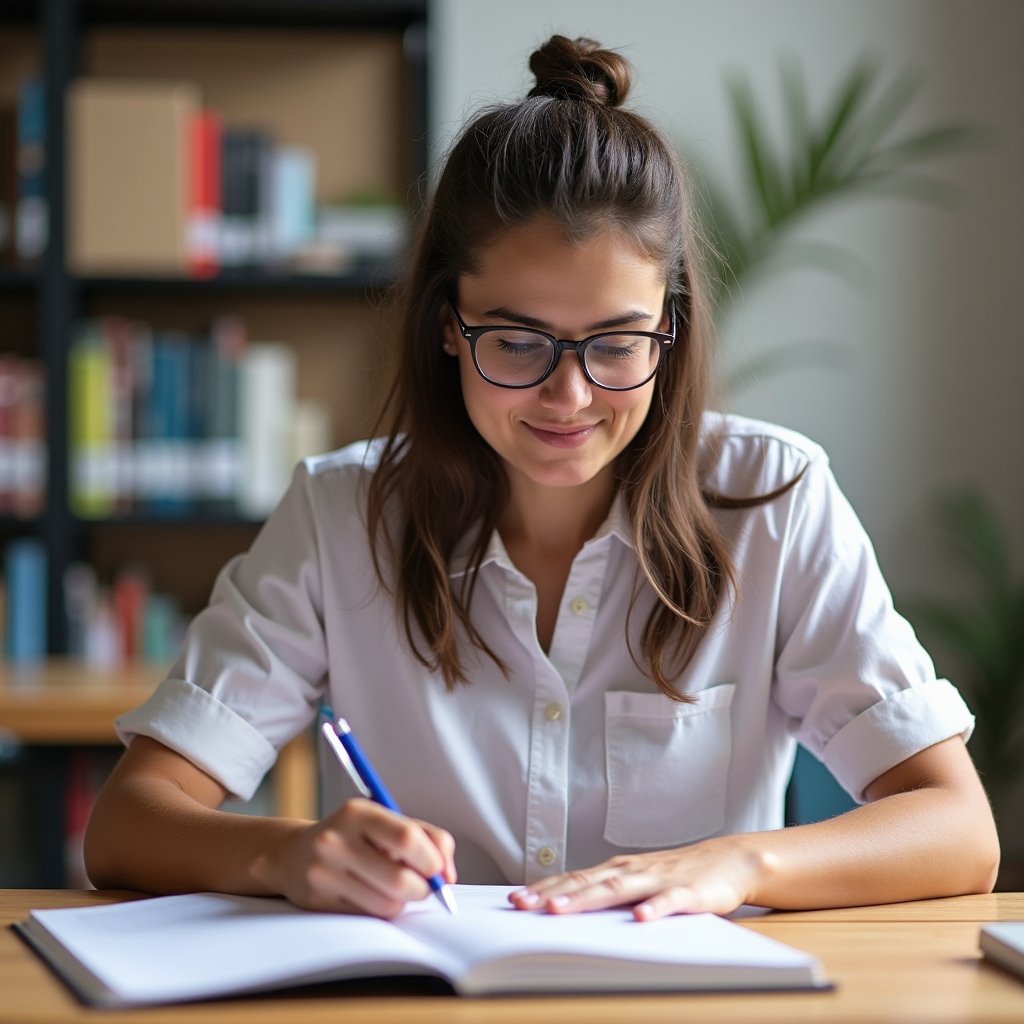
[320,708,458,915]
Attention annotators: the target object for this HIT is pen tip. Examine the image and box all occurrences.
[438,886,459,915]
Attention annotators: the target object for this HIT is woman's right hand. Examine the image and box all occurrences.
[260,798,457,918]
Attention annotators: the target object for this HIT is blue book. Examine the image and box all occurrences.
[139,333,194,517]
[15,76,47,261]
[5,536,47,664]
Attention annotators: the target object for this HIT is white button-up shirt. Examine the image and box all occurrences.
[118,413,973,885]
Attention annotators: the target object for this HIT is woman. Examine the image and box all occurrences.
[85,35,998,921]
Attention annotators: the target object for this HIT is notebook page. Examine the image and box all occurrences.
[397,884,818,983]
[27,892,458,1004]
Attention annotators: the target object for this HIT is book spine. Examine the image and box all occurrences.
[11,358,46,518]
[101,317,136,515]
[15,76,47,262]
[144,334,194,517]
[63,561,97,660]
[63,750,95,889]
[187,109,221,279]
[0,355,17,514]
[112,566,148,663]
[4,536,47,664]
[68,325,116,519]
[266,146,316,266]
[202,315,246,512]
[238,342,296,518]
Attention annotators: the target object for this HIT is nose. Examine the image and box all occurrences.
[538,349,592,412]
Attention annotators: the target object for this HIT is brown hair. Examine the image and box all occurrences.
[366,35,792,700]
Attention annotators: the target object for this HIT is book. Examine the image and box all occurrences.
[15,76,47,262]
[67,323,116,518]
[9,358,46,518]
[979,921,1024,982]
[66,78,200,275]
[237,341,296,518]
[186,109,221,279]
[14,885,827,1007]
[3,536,47,664]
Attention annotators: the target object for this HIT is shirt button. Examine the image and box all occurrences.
[569,597,589,616]
[536,846,557,867]
[544,702,562,722]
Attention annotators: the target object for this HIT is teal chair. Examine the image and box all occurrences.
[785,746,857,825]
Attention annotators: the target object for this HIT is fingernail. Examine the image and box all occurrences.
[549,894,570,910]
[512,889,539,907]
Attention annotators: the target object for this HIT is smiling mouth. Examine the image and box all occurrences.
[524,423,597,448]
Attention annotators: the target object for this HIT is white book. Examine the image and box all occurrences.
[979,921,1024,982]
[237,341,296,518]
[15,885,827,1007]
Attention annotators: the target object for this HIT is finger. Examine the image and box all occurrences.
[635,879,745,920]
[311,827,431,909]
[419,821,458,883]
[335,800,447,882]
[304,854,410,919]
[633,885,703,921]
[508,866,623,911]
[541,872,651,914]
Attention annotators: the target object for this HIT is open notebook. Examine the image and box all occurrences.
[15,884,828,1007]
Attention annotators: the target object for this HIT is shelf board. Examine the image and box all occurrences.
[0,660,163,744]
[0,515,44,533]
[74,511,265,528]
[76,261,402,294]
[0,1,35,25]
[79,0,426,30]
[0,265,39,291]
[0,658,318,818]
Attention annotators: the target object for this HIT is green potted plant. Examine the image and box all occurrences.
[693,55,987,389]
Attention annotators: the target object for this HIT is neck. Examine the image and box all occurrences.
[499,467,617,557]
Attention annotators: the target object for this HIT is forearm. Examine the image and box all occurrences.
[84,767,308,895]
[737,783,1000,910]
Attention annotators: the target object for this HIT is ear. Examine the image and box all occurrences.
[442,319,459,356]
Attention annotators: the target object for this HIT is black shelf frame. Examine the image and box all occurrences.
[21,0,429,653]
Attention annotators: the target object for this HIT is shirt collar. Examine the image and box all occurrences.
[447,490,635,579]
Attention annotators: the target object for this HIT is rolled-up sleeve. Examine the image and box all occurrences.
[770,453,974,801]
[116,460,329,800]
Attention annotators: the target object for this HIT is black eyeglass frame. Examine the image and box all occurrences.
[446,299,676,391]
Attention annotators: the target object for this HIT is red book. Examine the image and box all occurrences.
[0,354,18,514]
[112,567,148,663]
[11,358,45,518]
[187,110,221,279]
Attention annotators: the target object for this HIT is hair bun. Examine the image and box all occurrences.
[527,35,631,108]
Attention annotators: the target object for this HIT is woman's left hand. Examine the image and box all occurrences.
[508,835,764,921]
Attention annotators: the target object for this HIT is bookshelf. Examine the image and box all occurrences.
[0,0,428,883]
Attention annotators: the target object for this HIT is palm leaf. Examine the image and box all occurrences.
[726,73,789,227]
[700,54,988,330]
[823,66,921,177]
[723,339,850,395]
[807,58,879,185]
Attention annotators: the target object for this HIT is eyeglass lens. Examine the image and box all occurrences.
[475,330,661,388]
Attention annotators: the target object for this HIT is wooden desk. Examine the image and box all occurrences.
[3,890,1023,1022]
[0,661,316,820]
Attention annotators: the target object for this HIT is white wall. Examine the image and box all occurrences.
[429,0,1024,603]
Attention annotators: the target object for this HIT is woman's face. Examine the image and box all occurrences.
[447,218,667,499]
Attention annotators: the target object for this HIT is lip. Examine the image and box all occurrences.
[523,422,598,448]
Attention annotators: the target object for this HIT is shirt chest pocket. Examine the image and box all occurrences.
[603,684,735,848]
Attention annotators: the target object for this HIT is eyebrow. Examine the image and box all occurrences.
[481,306,657,332]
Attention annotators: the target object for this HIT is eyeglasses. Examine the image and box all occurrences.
[447,300,676,391]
